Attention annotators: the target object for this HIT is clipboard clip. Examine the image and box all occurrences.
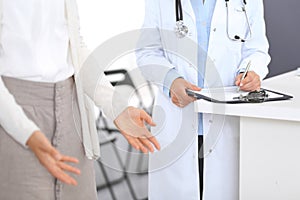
[233,89,269,103]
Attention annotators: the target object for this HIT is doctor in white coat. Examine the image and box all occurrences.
[136,0,270,199]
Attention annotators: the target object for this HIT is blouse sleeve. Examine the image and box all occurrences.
[0,77,40,147]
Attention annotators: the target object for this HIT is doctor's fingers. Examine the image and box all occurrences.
[240,81,261,91]
[171,91,196,107]
[240,74,261,91]
[235,73,244,86]
[172,97,195,108]
[179,95,197,107]
[185,82,201,91]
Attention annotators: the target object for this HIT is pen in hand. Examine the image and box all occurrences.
[237,61,251,92]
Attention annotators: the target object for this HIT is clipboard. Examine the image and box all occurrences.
[186,87,293,104]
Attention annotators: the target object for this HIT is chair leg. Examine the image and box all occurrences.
[98,161,118,200]
[112,144,148,200]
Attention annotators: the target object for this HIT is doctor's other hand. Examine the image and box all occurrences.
[26,131,81,186]
[235,71,261,91]
[170,78,201,108]
[114,106,160,154]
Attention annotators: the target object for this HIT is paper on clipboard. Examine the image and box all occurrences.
[186,86,292,103]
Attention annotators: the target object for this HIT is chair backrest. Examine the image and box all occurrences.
[104,68,155,112]
[104,69,135,87]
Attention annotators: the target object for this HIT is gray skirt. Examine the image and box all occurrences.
[0,76,97,200]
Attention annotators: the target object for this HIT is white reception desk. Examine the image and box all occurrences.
[194,70,300,200]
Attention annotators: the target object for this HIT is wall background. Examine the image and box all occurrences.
[77,0,300,77]
[264,0,300,77]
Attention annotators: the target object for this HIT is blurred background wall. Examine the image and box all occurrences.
[264,0,300,77]
[78,0,300,77]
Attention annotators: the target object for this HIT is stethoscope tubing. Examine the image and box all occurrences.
[225,1,252,42]
[175,0,252,41]
[175,0,183,22]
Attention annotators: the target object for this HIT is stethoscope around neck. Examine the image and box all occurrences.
[175,0,253,42]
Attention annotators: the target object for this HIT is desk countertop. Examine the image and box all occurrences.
[194,70,300,122]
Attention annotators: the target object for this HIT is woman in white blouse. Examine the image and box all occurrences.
[0,0,159,199]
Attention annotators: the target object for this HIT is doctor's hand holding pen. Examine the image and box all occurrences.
[235,71,261,91]
[170,77,201,108]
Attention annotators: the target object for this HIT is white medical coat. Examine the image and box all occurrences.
[136,0,270,199]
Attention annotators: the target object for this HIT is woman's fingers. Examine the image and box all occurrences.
[140,110,156,126]
[148,136,161,150]
[48,147,78,163]
[57,161,81,175]
[49,165,78,186]
[39,153,78,186]
[122,130,161,153]
[122,133,140,151]
[59,155,79,164]
[135,138,148,153]
[26,131,81,186]
[138,138,154,153]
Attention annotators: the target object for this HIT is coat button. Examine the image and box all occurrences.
[213,28,217,32]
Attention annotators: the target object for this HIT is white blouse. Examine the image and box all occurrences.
[0,0,74,147]
[0,0,74,82]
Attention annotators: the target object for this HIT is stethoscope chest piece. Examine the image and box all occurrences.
[175,20,189,38]
[175,0,188,38]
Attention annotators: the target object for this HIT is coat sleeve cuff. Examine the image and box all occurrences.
[163,69,182,97]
